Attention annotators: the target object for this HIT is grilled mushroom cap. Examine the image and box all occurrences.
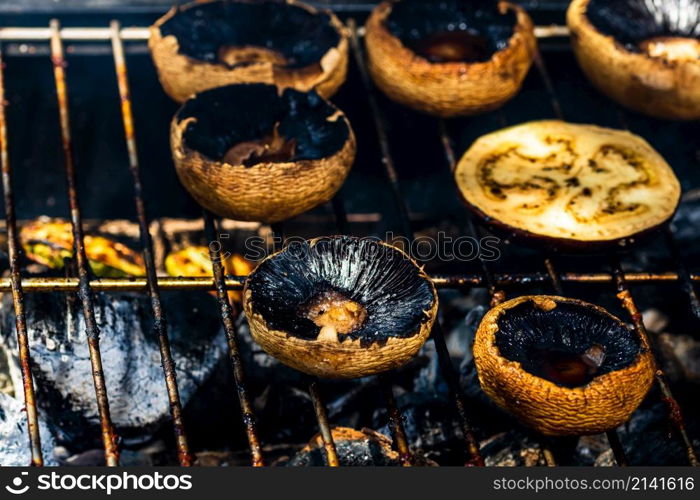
[364,0,536,117]
[150,0,348,102]
[454,120,681,249]
[474,295,655,436]
[243,236,438,378]
[287,427,400,466]
[171,84,355,224]
[568,0,700,120]
[19,218,145,278]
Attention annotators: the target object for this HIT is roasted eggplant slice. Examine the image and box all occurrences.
[20,218,145,277]
[473,295,655,436]
[165,246,253,302]
[171,84,355,224]
[365,0,536,117]
[0,392,57,466]
[243,236,438,378]
[150,0,348,102]
[287,427,400,466]
[568,0,700,120]
[454,121,681,248]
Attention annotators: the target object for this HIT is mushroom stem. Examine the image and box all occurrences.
[581,343,606,371]
[317,325,339,343]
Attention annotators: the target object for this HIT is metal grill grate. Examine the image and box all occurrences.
[0,9,698,467]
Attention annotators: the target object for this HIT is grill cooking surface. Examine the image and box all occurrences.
[0,2,699,466]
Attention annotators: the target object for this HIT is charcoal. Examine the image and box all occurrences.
[0,392,57,466]
[0,291,227,447]
[480,431,546,467]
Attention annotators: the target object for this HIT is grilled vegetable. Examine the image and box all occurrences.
[473,295,654,436]
[20,218,146,277]
[165,246,253,302]
[150,0,348,102]
[171,84,355,224]
[243,236,437,378]
[568,0,700,120]
[365,0,536,117]
[454,121,681,249]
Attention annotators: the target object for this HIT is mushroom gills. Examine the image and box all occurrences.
[585,0,700,53]
[410,30,491,63]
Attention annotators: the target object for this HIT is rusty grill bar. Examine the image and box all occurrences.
[109,19,193,467]
[0,42,44,467]
[49,19,120,466]
[0,14,697,467]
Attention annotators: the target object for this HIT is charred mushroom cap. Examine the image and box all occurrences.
[364,0,536,117]
[150,0,348,102]
[19,218,145,278]
[243,236,438,378]
[454,120,681,249]
[287,427,400,466]
[473,295,655,436]
[568,0,700,120]
[171,84,355,224]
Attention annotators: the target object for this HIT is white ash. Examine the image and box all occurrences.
[0,291,227,443]
[0,392,57,466]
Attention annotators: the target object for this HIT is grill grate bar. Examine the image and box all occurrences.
[109,21,192,466]
[308,381,340,467]
[0,43,44,467]
[380,375,413,466]
[439,120,561,466]
[269,221,342,466]
[331,194,414,465]
[203,213,265,466]
[530,42,698,466]
[663,228,700,322]
[0,271,696,293]
[541,255,628,466]
[49,19,120,466]
[613,260,699,466]
[348,18,484,467]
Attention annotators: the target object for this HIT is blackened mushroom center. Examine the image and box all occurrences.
[177,84,349,165]
[159,0,340,69]
[386,0,516,64]
[495,299,641,388]
[410,31,491,63]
